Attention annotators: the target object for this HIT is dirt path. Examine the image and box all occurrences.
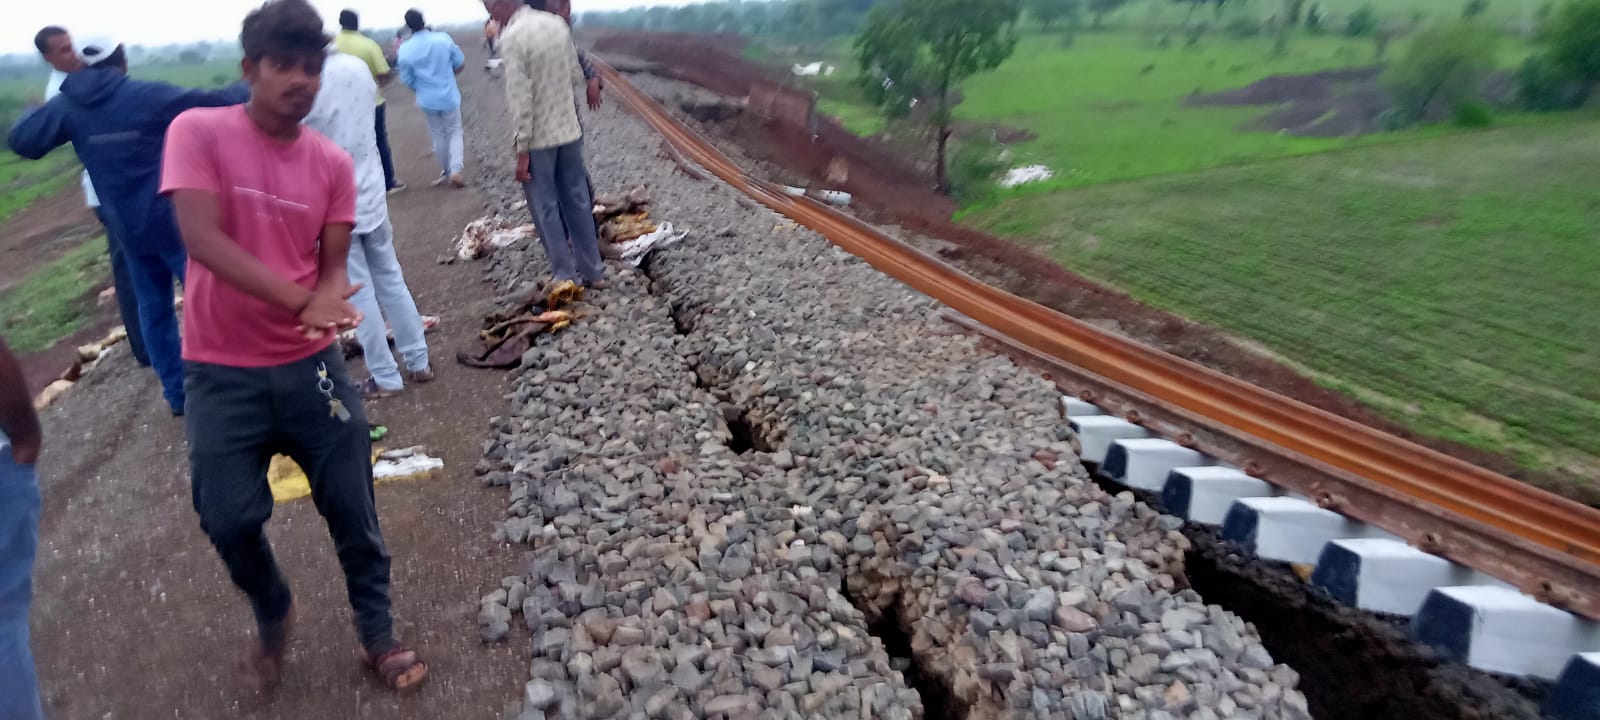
[0,182,98,292]
[29,54,527,718]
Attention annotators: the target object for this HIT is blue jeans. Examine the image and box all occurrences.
[94,208,149,367]
[421,107,464,177]
[522,139,604,285]
[125,243,187,413]
[0,446,43,720]
[346,219,430,391]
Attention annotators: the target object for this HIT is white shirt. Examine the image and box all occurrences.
[303,52,387,234]
[45,69,100,209]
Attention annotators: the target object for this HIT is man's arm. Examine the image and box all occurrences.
[451,41,466,76]
[397,53,416,89]
[576,48,596,81]
[171,192,361,336]
[6,102,70,160]
[156,82,252,125]
[172,190,315,313]
[0,336,42,465]
[315,223,354,295]
[577,48,603,111]
[502,40,536,155]
[366,42,396,86]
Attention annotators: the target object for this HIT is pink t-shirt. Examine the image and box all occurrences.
[161,105,356,367]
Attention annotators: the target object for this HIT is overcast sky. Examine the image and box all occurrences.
[7,0,701,55]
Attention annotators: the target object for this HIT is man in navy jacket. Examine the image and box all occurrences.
[8,40,248,416]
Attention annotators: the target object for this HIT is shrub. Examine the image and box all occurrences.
[1517,53,1591,110]
[1346,5,1380,36]
[1383,21,1498,119]
[1453,98,1494,126]
[948,139,1006,203]
[1546,0,1600,87]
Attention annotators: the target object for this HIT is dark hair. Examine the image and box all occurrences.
[339,9,358,30]
[34,26,67,56]
[404,9,426,32]
[524,0,551,9]
[240,0,331,61]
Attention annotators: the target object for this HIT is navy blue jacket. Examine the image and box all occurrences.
[7,69,249,255]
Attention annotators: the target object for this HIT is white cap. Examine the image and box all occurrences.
[76,37,123,67]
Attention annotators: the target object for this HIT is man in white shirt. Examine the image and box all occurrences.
[34,26,150,367]
[303,49,433,396]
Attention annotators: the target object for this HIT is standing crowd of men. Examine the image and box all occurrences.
[2,0,608,714]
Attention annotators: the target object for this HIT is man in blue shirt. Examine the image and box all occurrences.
[396,9,466,188]
[8,41,249,416]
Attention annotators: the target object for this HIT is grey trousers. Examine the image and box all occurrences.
[522,139,604,284]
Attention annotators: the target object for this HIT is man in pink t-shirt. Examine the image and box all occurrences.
[160,0,427,693]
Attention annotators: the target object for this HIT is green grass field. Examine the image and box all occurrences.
[969,118,1600,487]
[791,26,1534,197]
[0,237,109,352]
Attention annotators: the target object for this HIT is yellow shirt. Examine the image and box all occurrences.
[334,30,392,106]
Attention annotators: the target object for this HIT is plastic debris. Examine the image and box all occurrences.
[268,446,444,502]
[999,165,1055,187]
[456,216,536,261]
[373,446,445,484]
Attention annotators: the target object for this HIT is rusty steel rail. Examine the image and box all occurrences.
[597,61,1600,619]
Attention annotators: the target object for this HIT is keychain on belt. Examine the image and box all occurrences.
[317,362,352,422]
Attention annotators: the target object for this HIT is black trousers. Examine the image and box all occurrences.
[184,345,395,652]
[375,104,399,190]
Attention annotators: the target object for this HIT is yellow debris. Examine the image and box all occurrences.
[546,280,585,308]
[268,446,444,503]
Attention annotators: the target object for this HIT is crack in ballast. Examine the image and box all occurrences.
[842,581,967,720]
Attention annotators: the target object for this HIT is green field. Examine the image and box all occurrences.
[787,25,1534,196]
[0,237,109,352]
[969,118,1600,489]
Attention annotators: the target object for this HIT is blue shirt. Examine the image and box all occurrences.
[397,30,465,111]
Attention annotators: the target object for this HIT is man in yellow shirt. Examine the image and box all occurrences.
[336,10,405,193]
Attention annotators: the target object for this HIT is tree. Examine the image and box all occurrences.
[1547,0,1600,88]
[1383,21,1499,121]
[1463,0,1490,17]
[1087,0,1129,28]
[1030,0,1083,30]
[856,0,1022,193]
[1346,5,1379,36]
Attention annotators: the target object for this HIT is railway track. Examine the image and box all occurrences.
[596,60,1600,692]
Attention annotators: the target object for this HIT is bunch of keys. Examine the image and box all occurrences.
[317,362,352,423]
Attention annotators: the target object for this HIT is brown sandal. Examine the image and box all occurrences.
[365,646,429,691]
